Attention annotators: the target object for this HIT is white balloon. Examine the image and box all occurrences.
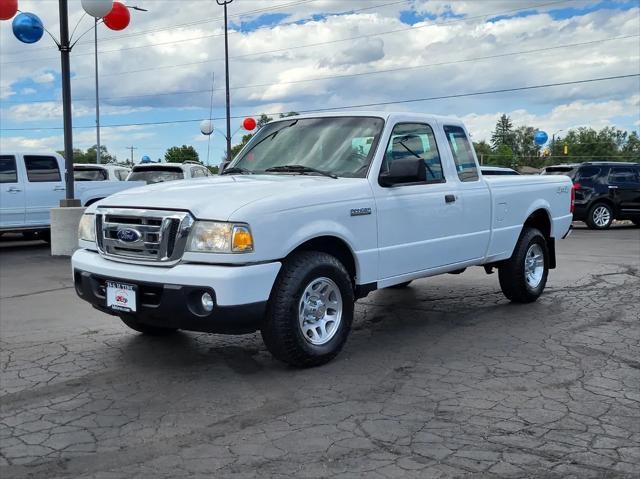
[81,0,114,18]
[200,119,214,136]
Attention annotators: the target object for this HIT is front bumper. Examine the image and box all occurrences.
[72,249,281,334]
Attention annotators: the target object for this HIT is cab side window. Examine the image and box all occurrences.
[444,125,479,182]
[381,123,444,183]
[0,155,18,183]
[24,156,61,182]
[609,167,639,183]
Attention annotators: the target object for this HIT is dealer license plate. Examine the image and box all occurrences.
[106,281,137,313]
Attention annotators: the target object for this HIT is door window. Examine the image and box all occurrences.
[575,166,602,182]
[609,167,639,183]
[24,156,61,182]
[443,125,479,182]
[191,166,205,178]
[0,155,18,183]
[381,123,444,184]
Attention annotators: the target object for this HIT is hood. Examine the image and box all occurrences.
[94,174,368,220]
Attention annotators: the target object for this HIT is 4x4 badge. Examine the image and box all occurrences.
[350,207,372,216]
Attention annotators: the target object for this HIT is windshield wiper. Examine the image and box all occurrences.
[221,166,253,175]
[265,165,338,179]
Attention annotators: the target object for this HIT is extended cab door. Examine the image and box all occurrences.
[372,121,469,281]
[0,154,26,228]
[441,124,491,261]
[23,155,66,226]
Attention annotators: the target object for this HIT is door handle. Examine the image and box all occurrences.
[54,186,66,191]
[7,187,22,193]
[608,185,618,189]
[445,194,456,204]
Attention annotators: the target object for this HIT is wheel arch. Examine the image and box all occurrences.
[523,208,555,269]
[83,197,104,207]
[286,235,358,284]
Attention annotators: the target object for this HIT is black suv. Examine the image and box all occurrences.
[542,162,640,229]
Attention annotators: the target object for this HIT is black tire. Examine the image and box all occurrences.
[261,251,354,368]
[498,227,549,303]
[632,219,640,227]
[388,281,412,289]
[120,315,178,336]
[586,202,613,230]
[22,231,39,241]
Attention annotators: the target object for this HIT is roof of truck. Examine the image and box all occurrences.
[267,111,464,125]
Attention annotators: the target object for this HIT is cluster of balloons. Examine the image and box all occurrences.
[0,0,131,44]
[200,117,258,136]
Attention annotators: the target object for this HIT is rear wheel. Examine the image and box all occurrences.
[261,251,354,368]
[120,315,178,336]
[498,227,549,303]
[586,203,613,229]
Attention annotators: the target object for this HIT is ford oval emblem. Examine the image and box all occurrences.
[117,228,142,243]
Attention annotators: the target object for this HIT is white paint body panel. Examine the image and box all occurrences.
[73,112,573,304]
[0,152,144,231]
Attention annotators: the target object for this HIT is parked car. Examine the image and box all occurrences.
[481,166,520,176]
[541,162,640,229]
[72,112,573,367]
[0,152,144,240]
[126,161,211,184]
[74,163,131,181]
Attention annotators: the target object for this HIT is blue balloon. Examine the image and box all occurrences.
[534,131,548,146]
[12,12,44,44]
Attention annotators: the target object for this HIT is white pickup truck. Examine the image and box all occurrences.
[0,152,144,239]
[72,113,573,367]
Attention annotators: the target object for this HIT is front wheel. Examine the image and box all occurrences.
[586,203,613,229]
[120,315,178,336]
[498,227,549,303]
[261,251,354,368]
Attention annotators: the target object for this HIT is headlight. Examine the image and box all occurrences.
[187,221,254,253]
[78,214,96,242]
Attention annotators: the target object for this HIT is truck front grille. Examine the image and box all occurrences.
[95,208,194,265]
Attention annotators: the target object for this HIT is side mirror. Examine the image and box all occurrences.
[380,158,426,186]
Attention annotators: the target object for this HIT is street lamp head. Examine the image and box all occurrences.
[127,6,148,11]
[215,0,234,5]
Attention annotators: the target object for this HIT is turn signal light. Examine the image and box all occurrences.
[232,226,254,252]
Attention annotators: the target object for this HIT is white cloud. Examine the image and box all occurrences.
[34,72,55,84]
[463,95,640,142]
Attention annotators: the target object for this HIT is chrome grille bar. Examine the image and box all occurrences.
[95,208,194,266]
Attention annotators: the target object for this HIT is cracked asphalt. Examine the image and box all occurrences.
[1,225,639,478]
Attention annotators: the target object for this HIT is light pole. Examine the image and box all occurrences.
[216,0,234,163]
[59,0,78,206]
[94,5,147,164]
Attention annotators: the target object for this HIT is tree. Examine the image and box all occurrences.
[56,145,115,164]
[513,126,541,167]
[490,114,515,150]
[279,111,299,118]
[487,144,515,166]
[165,145,199,163]
[473,141,492,164]
[622,131,640,155]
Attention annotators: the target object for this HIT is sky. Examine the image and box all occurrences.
[0,0,639,165]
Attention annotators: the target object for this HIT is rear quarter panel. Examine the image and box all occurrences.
[484,175,573,262]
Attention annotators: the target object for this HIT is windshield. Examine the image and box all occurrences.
[128,166,184,184]
[74,167,108,181]
[230,116,385,178]
[542,166,576,178]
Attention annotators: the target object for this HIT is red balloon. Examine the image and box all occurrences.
[0,0,19,21]
[103,2,130,31]
[243,117,257,131]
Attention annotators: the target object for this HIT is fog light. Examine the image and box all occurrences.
[201,292,214,312]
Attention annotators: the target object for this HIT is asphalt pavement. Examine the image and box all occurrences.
[1,224,639,478]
